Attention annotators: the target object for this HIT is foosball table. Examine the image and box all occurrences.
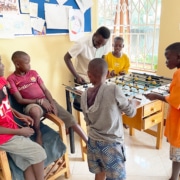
[65,71,172,153]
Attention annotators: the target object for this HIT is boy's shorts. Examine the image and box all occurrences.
[24,103,44,116]
[23,101,76,128]
[87,138,126,180]
[170,145,180,162]
[0,135,47,171]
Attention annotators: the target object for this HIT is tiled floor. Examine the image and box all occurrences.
[56,127,174,180]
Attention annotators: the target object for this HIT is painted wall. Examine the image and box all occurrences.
[157,0,180,78]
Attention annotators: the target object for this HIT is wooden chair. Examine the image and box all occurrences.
[0,93,70,180]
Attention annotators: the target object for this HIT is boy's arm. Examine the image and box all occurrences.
[11,108,34,126]
[0,126,34,137]
[39,83,54,103]
[39,83,58,114]
[64,52,79,80]
[144,93,167,102]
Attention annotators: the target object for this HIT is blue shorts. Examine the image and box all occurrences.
[87,138,126,180]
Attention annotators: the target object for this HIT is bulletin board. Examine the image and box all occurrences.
[0,0,91,38]
[30,0,91,35]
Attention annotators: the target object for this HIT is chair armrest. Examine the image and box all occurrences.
[0,150,12,180]
[44,113,67,147]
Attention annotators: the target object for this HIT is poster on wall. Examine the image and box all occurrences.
[69,8,84,41]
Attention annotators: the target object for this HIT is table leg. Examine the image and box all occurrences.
[65,90,75,153]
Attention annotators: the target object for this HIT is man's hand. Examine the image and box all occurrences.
[75,75,87,85]
[17,127,34,137]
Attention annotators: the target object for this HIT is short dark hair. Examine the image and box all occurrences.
[114,36,124,43]
[95,26,110,39]
[88,58,108,77]
[11,51,28,62]
[166,42,180,54]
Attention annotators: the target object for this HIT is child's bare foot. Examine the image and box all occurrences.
[35,131,43,146]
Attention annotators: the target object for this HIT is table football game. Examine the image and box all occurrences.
[65,72,172,152]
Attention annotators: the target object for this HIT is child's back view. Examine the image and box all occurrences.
[81,58,140,180]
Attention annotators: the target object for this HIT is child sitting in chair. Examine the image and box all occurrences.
[0,57,46,180]
[7,51,88,145]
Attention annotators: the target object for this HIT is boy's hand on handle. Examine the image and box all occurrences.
[119,71,126,76]
[144,93,158,101]
[110,70,116,77]
[18,127,34,137]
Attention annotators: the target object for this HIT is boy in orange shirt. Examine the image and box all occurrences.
[104,36,130,77]
[144,42,180,180]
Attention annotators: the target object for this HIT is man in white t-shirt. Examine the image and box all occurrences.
[64,26,111,84]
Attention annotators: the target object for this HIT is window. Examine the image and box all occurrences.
[98,0,161,72]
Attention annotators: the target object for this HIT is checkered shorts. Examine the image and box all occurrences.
[170,145,180,162]
[87,138,126,180]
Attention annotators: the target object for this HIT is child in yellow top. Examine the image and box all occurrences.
[104,36,130,77]
[144,42,180,180]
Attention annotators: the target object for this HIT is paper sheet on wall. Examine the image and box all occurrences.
[3,14,32,35]
[20,0,30,13]
[0,0,20,15]
[0,17,14,38]
[69,9,84,41]
[29,2,38,17]
[31,17,45,32]
[44,3,72,29]
[75,0,93,13]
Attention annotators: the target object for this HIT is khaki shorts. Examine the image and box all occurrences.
[0,136,47,171]
[23,100,77,128]
[24,103,44,117]
[170,145,180,162]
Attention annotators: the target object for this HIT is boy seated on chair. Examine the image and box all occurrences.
[7,51,88,145]
[0,57,47,180]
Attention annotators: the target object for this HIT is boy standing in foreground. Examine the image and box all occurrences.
[144,42,180,180]
[81,58,140,180]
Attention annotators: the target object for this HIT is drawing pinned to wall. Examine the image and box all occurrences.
[29,2,38,17]
[3,14,32,35]
[0,0,91,38]
[31,17,45,33]
[20,0,30,13]
[75,0,92,13]
[0,16,14,38]
[44,3,71,29]
[33,26,46,35]
[0,0,20,14]
[69,8,84,41]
